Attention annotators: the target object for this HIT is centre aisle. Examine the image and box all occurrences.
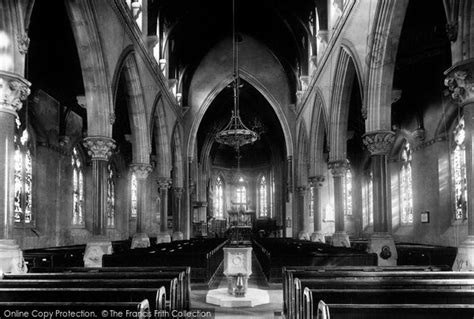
[191,251,283,319]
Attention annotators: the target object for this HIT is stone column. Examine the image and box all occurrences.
[0,71,30,274]
[309,175,326,243]
[129,163,153,249]
[328,160,350,247]
[445,61,474,270]
[157,177,171,243]
[363,131,397,266]
[172,187,184,241]
[296,186,309,240]
[82,136,116,267]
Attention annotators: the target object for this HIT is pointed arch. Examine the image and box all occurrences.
[64,0,113,137]
[151,94,171,177]
[187,72,293,160]
[329,47,359,162]
[171,123,184,188]
[112,48,151,164]
[309,88,329,176]
[296,121,309,187]
[365,0,409,132]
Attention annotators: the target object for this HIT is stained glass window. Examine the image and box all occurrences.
[400,142,413,224]
[236,177,247,210]
[258,176,268,218]
[107,163,115,227]
[131,172,138,218]
[72,147,84,225]
[343,163,352,216]
[14,129,32,224]
[362,172,373,228]
[214,176,224,219]
[452,118,467,220]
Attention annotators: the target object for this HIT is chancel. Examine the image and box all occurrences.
[1,0,474,318]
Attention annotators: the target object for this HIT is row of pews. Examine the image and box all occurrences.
[0,266,190,318]
[23,238,227,285]
[252,238,377,282]
[284,265,474,319]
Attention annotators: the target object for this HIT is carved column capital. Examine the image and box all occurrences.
[362,130,395,156]
[173,187,184,199]
[444,61,474,106]
[328,160,347,177]
[83,136,116,161]
[17,34,30,55]
[0,71,31,116]
[157,177,172,190]
[296,186,307,196]
[130,163,153,180]
[308,175,325,188]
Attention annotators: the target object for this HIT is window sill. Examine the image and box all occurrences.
[451,219,467,226]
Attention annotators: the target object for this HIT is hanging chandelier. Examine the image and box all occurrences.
[215,0,259,150]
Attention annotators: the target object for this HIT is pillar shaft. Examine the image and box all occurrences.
[329,161,347,233]
[83,137,116,236]
[309,176,325,232]
[158,178,171,233]
[0,72,30,240]
[296,186,306,233]
[130,164,153,234]
[173,187,184,233]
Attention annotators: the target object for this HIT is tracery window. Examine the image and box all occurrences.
[106,163,115,227]
[14,128,33,224]
[214,176,224,219]
[258,176,268,218]
[452,118,467,220]
[343,163,352,216]
[130,172,138,218]
[236,177,247,210]
[400,142,413,224]
[72,147,84,225]
[362,172,373,228]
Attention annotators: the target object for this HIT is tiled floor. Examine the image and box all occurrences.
[191,253,283,319]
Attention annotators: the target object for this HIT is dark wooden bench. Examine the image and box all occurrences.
[253,238,377,283]
[24,266,190,310]
[303,295,474,319]
[283,265,451,318]
[0,300,150,319]
[302,288,474,319]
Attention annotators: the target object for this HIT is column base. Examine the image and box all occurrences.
[0,239,27,274]
[298,231,310,241]
[83,238,113,268]
[367,233,398,266]
[453,236,474,271]
[310,231,326,243]
[131,233,150,249]
[156,232,171,244]
[172,231,184,241]
[331,231,350,247]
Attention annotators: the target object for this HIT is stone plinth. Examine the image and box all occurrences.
[331,231,350,247]
[311,231,326,243]
[156,233,171,243]
[223,246,252,297]
[368,233,398,266]
[84,239,112,268]
[206,288,270,308]
[0,239,27,274]
[453,236,474,271]
[131,233,150,249]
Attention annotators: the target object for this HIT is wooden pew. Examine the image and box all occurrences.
[303,292,474,319]
[283,266,452,318]
[24,266,190,310]
[303,289,474,319]
[0,300,150,319]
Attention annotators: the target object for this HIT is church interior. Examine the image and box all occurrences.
[1,0,474,318]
